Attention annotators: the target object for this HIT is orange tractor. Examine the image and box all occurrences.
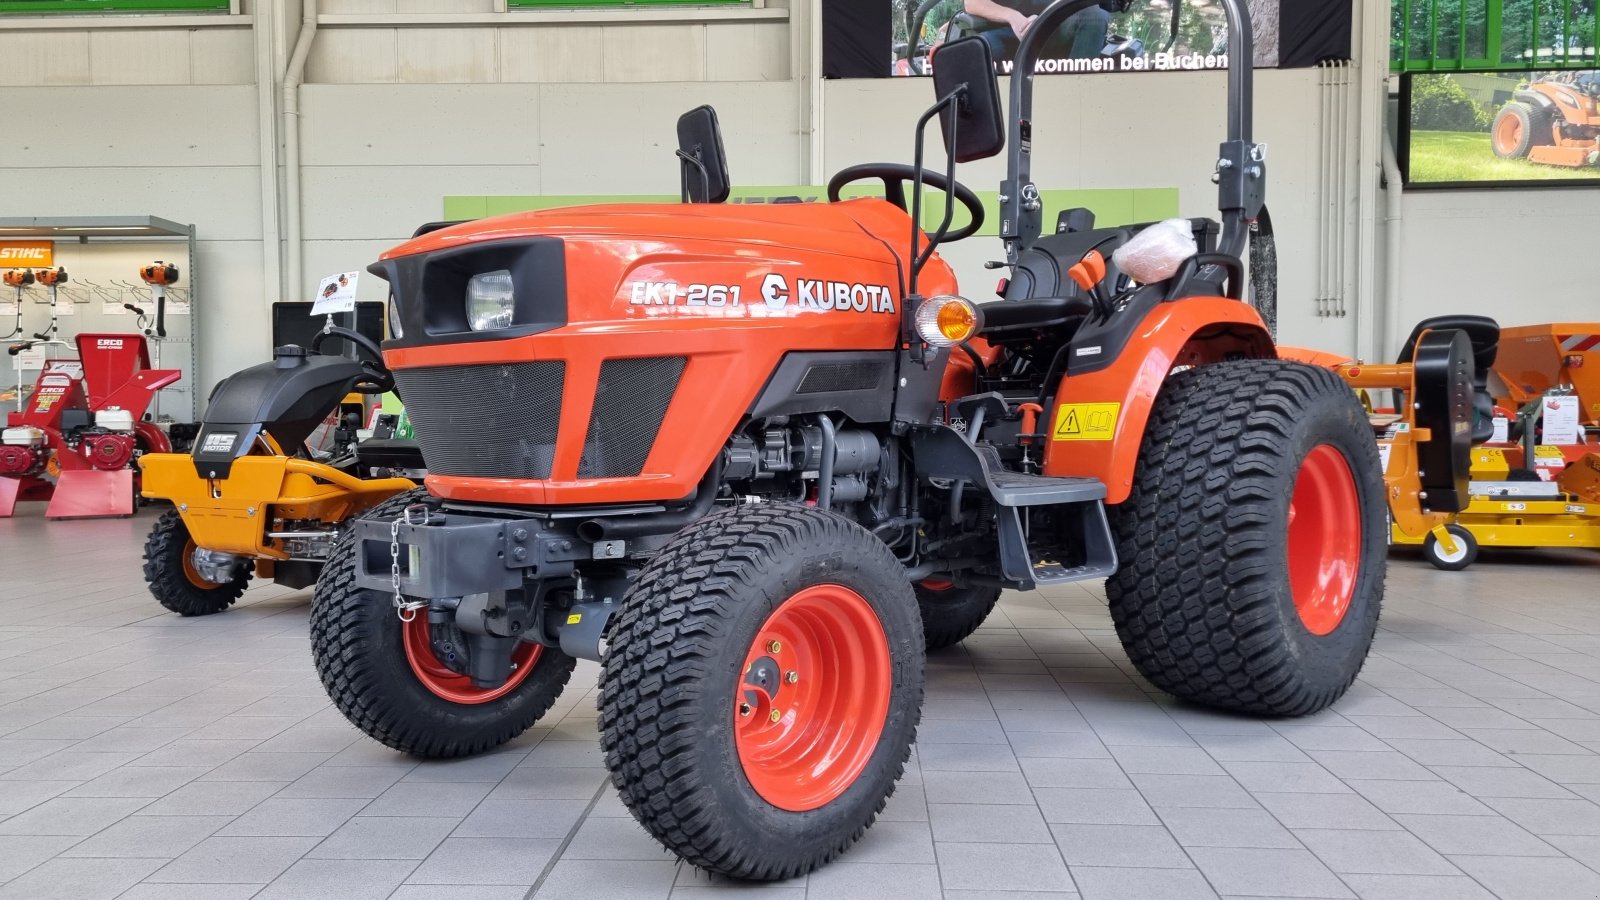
[308,0,1410,880]
[1492,72,1600,168]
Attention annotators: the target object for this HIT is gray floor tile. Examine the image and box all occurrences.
[1187,847,1354,899]
[562,815,681,862]
[922,769,1036,805]
[1482,796,1600,835]
[531,858,677,898]
[916,741,1021,772]
[1020,757,1132,789]
[362,780,493,818]
[0,779,83,816]
[489,766,608,801]
[1156,807,1300,849]
[0,796,150,836]
[408,837,561,885]
[61,814,231,858]
[1339,873,1496,900]
[275,766,408,799]
[0,856,165,900]
[805,862,941,899]
[149,835,321,883]
[1221,761,1351,794]
[390,888,528,900]
[1392,812,1561,856]
[118,885,265,900]
[1130,774,1259,809]
[216,798,367,838]
[1514,753,1600,784]
[1194,733,1311,763]
[1034,788,1159,825]
[1255,793,1400,830]
[1110,746,1224,775]
[454,797,590,840]
[1292,828,1457,876]
[140,779,286,816]
[1346,779,1493,816]
[200,753,333,783]
[307,815,458,859]
[938,842,1077,892]
[1069,865,1216,900]
[403,750,529,783]
[63,764,211,798]
[1450,854,1600,900]
[1430,764,1578,799]
[254,857,416,900]
[930,801,1053,844]
[0,834,80,881]
[1305,751,1434,782]
[1050,823,1192,868]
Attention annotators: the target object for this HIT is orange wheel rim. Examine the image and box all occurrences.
[735,584,891,812]
[1287,445,1361,636]
[180,539,225,589]
[1495,115,1521,154]
[920,577,955,591]
[402,616,542,705]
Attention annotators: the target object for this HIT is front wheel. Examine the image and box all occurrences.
[599,504,924,881]
[310,489,577,758]
[1107,360,1386,717]
[915,579,1001,650]
[143,509,251,616]
[1424,524,1478,571]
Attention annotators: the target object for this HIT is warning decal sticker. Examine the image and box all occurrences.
[1053,402,1121,442]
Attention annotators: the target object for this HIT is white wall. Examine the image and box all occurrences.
[1392,188,1600,350]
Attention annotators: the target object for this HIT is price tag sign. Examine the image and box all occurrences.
[13,346,44,370]
[1543,395,1580,445]
[311,271,359,315]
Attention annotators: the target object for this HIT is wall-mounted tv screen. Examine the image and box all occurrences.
[1402,69,1600,187]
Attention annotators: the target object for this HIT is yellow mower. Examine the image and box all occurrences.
[139,326,421,615]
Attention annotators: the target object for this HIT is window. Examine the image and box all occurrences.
[1393,0,1598,72]
[0,0,228,12]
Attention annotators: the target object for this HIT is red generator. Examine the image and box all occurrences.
[2,333,180,519]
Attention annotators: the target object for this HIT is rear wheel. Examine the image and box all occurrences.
[310,488,577,758]
[143,509,251,616]
[915,578,1002,650]
[1492,102,1553,159]
[1107,360,1385,717]
[599,504,923,881]
[1424,523,1478,571]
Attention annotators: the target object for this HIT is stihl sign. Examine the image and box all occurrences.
[0,242,53,265]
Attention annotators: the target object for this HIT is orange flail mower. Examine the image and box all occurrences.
[285,0,1411,881]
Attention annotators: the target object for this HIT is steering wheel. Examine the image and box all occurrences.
[827,164,985,242]
[311,326,395,395]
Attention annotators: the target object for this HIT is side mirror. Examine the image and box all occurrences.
[676,105,731,204]
[931,37,1004,163]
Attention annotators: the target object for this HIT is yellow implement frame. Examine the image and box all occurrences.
[139,453,414,559]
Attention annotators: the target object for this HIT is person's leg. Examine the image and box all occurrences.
[976,26,1018,63]
[1044,7,1111,58]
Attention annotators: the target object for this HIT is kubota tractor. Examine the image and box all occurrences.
[1491,72,1600,168]
[311,0,1388,880]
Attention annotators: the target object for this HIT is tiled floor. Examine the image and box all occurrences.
[3,508,1600,900]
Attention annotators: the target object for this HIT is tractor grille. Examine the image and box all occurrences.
[578,356,686,479]
[798,360,890,394]
[395,361,565,479]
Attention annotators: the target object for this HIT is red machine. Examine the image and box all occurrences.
[1,333,179,518]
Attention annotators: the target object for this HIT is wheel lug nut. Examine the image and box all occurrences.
[785,671,798,684]
[769,709,782,723]
[768,640,782,653]
[739,703,751,717]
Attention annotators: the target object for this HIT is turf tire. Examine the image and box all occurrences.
[143,509,251,616]
[598,503,924,881]
[310,488,577,758]
[915,581,1002,651]
[1106,359,1386,717]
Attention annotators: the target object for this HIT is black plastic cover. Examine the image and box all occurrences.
[1412,329,1475,514]
[191,353,367,479]
[369,237,568,351]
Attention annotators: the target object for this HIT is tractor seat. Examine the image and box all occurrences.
[980,296,1095,337]
[1399,314,1500,443]
[1003,228,1130,304]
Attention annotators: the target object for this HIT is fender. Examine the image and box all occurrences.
[1041,297,1274,504]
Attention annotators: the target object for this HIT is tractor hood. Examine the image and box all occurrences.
[369,199,927,353]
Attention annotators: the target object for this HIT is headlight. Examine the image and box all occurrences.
[386,295,403,340]
[466,270,515,332]
[914,295,983,347]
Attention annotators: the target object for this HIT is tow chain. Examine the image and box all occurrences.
[390,504,431,623]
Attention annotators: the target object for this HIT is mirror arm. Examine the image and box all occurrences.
[676,148,711,204]
[910,86,965,298]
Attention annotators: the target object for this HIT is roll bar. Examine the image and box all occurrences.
[999,0,1265,263]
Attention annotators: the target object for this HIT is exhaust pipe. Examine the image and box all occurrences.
[577,456,724,543]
